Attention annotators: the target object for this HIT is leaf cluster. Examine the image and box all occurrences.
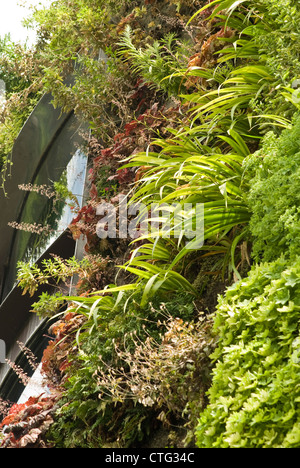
[118,25,192,96]
[95,315,216,445]
[0,395,57,449]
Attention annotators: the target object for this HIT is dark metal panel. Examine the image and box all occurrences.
[0,93,74,302]
[0,91,88,395]
[0,230,75,354]
[2,115,87,300]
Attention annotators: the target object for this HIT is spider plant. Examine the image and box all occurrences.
[121,126,251,285]
[116,52,291,298]
[184,65,290,136]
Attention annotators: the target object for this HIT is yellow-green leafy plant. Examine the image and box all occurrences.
[196,256,300,448]
[244,113,300,262]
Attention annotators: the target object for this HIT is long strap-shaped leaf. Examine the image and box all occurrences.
[168,208,250,269]
[187,0,250,26]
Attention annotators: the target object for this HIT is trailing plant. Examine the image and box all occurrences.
[96,314,216,446]
[0,35,44,184]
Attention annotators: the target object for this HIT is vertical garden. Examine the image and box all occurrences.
[1,0,300,448]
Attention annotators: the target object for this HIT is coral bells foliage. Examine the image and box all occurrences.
[0,311,86,448]
[88,101,183,194]
[0,395,57,448]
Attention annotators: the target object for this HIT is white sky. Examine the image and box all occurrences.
[0,0,52,44]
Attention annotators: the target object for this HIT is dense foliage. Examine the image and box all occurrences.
[2,0,300,449]
[245,115,300,262]
[196,257,300,448]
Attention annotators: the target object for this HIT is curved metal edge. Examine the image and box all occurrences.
[0,93,73,303]
[0,228,76,392]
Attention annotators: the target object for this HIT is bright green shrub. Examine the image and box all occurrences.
[251,0,300,83]
[196,256,300,448]
[192,0,300,122]
[244,114,300,262]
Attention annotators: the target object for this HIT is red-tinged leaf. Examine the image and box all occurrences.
[114,132,124,142]
[71,214,82,224]
[64,312,76,321]
[136,98,147,112]
[59,359,71,372]
[124,121,138,135]
[101,148,113,157]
